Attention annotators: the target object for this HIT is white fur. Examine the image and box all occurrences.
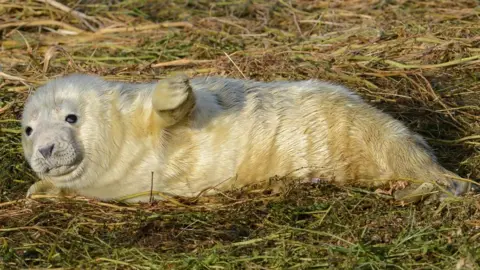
[21,74,469,203]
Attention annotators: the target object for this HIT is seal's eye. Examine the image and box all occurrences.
[25,127,33,136]
[65,114,78,124]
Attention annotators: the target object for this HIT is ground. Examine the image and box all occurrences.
[1,0,480,269]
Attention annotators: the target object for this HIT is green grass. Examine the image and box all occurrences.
[0,0,479,269]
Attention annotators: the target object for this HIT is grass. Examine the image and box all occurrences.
[1,0,480,269]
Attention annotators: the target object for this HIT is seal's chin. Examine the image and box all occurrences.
[38,158,86,185]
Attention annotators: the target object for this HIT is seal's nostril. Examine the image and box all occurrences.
[39,144,55,159]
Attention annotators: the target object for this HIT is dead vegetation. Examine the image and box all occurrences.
[0,0,479,269]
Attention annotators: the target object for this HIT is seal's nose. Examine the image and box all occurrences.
[39,144,55,159]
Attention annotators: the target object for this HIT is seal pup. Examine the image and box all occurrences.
[21,74,471,203]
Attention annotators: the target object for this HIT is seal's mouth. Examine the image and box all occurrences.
[44,164,78,176]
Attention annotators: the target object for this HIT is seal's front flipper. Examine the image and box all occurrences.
[152,74,196,127]
[26,180,75,199]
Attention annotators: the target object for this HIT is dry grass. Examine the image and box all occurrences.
[1,0,480,269]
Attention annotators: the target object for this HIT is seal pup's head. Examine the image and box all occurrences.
[21,73,120,188]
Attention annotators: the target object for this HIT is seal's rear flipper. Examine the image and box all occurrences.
[392,173,472,204]
[393,182,436,204]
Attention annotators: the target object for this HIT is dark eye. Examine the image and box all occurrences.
[65,114,78,124]
[25,127,33,136]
